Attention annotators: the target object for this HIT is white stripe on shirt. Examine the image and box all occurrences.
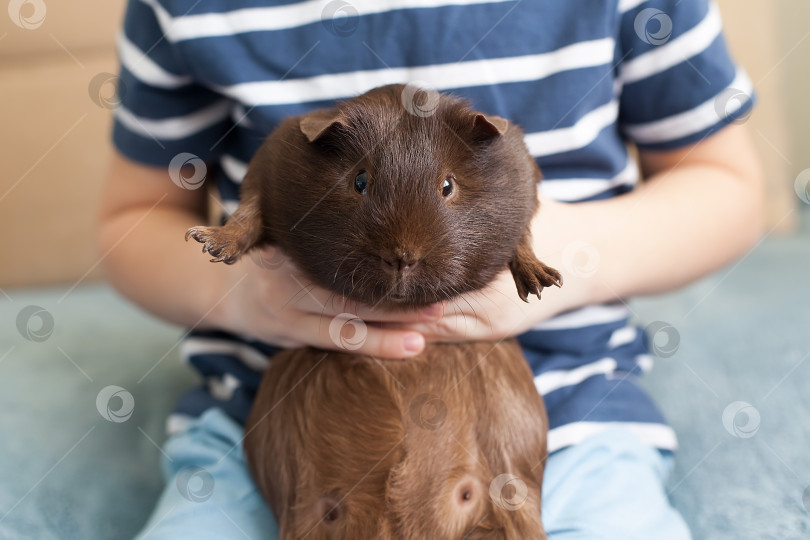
[547,421,678,453]
[180,337,271,370]
[636,354,654,373]
[619,2,722,85]
[141,0,514,41]
[117,33,192,89]
[618,0,646,13]
[608,325,639,349]
[116,100,231,140]
[231,103,254,129]
[524,100,618,158]
[533,304,630,331]
[535,358,618,395]
[221,154,249,184]
[540,157,638,201]
[213,38,615,106]
[221,200,240,217]
[623,68,752,143]
[208,373,243,401]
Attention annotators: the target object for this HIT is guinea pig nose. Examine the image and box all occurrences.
[380,253,420,273]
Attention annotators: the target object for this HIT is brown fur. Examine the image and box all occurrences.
[186,84,561,538]
[246,342,547,539]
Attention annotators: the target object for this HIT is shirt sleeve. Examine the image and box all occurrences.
[616,0,754,150]
[111,0,233,167]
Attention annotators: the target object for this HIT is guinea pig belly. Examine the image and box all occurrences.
[243,341,549,539]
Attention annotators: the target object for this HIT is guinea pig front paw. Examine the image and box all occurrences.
[509,258,563,302]
[185,226,243,265]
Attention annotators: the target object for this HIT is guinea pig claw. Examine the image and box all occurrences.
[511,259,562,302]
[538,264,563,289]
[185,225,243,264]
[205,242,221,256]
[185,227,210,247]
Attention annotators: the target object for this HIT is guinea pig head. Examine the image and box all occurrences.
[186,84,561,308]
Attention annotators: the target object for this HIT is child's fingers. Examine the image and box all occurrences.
[296,314,426,359]
[380,317,486,343]
[298,293,444,324]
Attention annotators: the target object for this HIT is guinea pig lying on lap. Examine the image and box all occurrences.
[186,84,561,539]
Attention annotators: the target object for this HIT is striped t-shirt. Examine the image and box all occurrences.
[113,0,753,453]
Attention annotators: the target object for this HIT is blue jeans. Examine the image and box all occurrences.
[135,408,691,539]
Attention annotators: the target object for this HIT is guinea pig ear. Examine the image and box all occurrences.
[472,113,509,138]
[299,110,348,143]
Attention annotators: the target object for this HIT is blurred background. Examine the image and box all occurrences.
[0,1,808,539]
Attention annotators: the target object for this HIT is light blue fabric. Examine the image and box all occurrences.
[133,409,276,540]
[134,408,689,540]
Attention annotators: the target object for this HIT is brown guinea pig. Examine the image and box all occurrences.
[186,84,561,539]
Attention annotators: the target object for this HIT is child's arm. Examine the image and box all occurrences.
[539,123,764,308]
[405,123,765,340]
[98,153,225,328]
[97,152,439,358]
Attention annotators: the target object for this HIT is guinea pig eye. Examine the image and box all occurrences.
[354,170,368,195]
[441,175,455,198]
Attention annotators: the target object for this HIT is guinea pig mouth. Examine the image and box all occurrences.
[383,280,416,304]
[329,256,448,309]
[387,291,409,303]
[359,277,442,310]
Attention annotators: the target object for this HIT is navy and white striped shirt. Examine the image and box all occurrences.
[113,0,753,453]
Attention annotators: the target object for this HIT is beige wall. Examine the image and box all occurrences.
[776,0,810,190]
[0,2,125,288]
[0,1,807,288]
[719,0,802,233]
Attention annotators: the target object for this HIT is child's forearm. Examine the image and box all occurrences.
[97,154,233,329]
[98,205,233,328]
[531,125,765,313]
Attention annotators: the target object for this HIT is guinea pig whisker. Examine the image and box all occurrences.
[350,272,364,297]
[346,269,375,304]
[321,291,339,320]
[333,250,357,285]
[449,287,472,336]
[299,283,322,308]
[464,289,493,331]
[278,280,318,311]
[293,228,351,247]
[450,284,482,336]
[349,261,362,290]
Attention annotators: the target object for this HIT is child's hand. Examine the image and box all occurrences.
[207,246,442,359]
[380,268,562,344]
